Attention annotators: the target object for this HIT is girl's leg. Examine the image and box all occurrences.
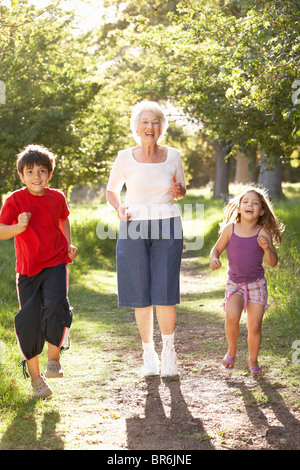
[246,302,264,374]
[223,294,244,368]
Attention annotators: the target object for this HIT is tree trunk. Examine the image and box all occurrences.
[234,150,249,183]
[213,140,230,199]
[246,144,259,183]
[258,149,283,199]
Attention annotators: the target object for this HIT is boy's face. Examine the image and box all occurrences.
[19,164,52,196]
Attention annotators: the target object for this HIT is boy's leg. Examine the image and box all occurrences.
[27,356,40,382]
[45,343,64,378]
[246,302,264,374]
[15,273,45,379]
[41,264,72,350]
[223,293,244,367]
[48,343,61,361]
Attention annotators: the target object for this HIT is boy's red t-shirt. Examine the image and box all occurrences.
[0,187,71,276]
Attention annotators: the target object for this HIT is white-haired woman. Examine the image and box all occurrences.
[106,101,186,377]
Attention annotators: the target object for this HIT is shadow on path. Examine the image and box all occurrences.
[227,377,300,448]
[126,376,214,450]
[0,398,64,450]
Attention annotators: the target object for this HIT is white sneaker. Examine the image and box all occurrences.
[161,349,179,377]
[142,350,160,376]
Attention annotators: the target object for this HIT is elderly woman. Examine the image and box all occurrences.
[106,101,186,377]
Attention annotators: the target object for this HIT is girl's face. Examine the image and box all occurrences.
[239,191,264,220]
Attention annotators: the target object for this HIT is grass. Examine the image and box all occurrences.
[0,183,299,449]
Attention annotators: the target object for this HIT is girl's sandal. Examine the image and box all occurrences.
[250,366,264,377]
[221,355,237,370]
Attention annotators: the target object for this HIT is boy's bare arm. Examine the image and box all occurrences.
[0,212,31,240]
[59,217,78,260]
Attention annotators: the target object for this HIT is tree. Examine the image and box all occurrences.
[0,1,127,198]
[100,0,299,197]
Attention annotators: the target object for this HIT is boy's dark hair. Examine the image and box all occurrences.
[16,144,56,175]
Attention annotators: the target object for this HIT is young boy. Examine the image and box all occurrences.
[0,144,78,398]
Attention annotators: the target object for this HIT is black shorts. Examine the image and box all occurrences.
[15,263,72,363]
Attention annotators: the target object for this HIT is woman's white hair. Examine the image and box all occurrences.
[130,100,169,144]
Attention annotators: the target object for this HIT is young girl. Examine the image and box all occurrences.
[210,185,283,376]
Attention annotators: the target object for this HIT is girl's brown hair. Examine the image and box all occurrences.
[219,184,284,244]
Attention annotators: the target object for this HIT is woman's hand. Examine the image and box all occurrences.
[118,205,130,221]
[168,175,186,200]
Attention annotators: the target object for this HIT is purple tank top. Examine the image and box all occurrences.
[226,224,265,283]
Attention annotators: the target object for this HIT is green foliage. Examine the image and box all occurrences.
[102,0,299,164]
[265,185,300,343]
[0,1,131,196]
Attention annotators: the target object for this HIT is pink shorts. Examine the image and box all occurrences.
[223,276,272,313]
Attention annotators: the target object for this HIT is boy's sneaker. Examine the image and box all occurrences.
[142,350,160,376]
[161,349,179,377]
[31,374,52,399]
[45,360,64,378]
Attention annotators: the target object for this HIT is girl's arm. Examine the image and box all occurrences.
[0,212,31,240]
[60,217,78,260]
[258,228,278,267]
[209,223,231,270]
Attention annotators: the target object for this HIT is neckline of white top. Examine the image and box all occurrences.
[131,147,169,164]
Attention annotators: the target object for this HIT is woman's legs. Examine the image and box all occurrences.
[135,305,178,376]
[223,294,243,368]
[135,305,176,343]
[135,306,159,376]
[135,306,154,343]
[157,305,178,376]
[156,305,176,335]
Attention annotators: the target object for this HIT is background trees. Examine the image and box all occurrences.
[0,0,299,200]
[100,0,299,197]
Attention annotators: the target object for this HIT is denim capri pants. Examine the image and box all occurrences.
[117,217,183,308]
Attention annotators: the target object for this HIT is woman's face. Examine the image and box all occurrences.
[137,110,161,144]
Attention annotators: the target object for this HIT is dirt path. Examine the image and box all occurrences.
[56,256,300,451]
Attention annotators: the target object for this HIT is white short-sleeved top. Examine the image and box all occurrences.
[107,146,186,220]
